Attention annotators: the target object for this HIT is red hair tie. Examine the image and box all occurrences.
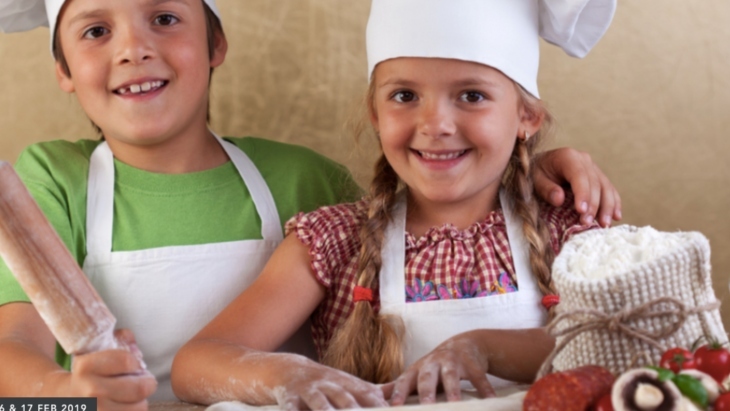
[542,294,560,310]
[353,286,374,303]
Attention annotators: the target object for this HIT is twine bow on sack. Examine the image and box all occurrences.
[537,297,721,378]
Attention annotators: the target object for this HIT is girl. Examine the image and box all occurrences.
[0,0,617,408]
[171,0,616,409]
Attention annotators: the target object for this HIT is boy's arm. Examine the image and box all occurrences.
[171,234,387,410]
[532,147,621,228]
[0,303,156,408]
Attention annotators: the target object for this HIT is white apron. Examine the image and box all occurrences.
[82,136,316,400]
[378,191,547,388]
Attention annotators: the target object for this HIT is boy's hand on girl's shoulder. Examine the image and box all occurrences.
[275,359,387,411]
[532,147,622,228]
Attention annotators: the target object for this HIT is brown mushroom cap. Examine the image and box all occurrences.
[611,368,683,411]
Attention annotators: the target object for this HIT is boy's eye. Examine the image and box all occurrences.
[154,14,179,26]
[83,26,109,39]
[392,91,416,103]
[460,91,486,103]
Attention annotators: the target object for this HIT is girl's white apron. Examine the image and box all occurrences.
[378,191,547,388]
[82,136,315,400]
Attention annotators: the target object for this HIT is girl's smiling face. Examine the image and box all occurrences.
[54,0,226,149]
[371,58,542,227]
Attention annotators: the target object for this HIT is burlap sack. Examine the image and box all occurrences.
[539,225,726,377]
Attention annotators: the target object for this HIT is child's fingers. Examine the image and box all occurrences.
[380,382,395,400]
[298,388,335,411]
[73,349,146,377]
[596,171,622,227]
[440,363,462,402]
[463,364,495,399]
[318,382,360,409]
[104,372,157,404]
[389,370,418,406]
[416,362,440,404]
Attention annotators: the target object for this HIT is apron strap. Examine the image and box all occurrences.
[86,134,284,260]
[499,189,537,289]
[214,135,284,243]
[378,191,408,309]
[86,142,115,258]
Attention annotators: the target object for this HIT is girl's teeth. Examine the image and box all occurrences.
[141,82,152,92]
[420,150,465,160]
[130,84,141,93]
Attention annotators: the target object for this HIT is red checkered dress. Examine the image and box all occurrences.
[285,193,593,359]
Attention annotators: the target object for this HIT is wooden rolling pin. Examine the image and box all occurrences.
[0,161,119,355]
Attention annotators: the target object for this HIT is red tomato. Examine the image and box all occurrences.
[659,347,696,373]
[694,344,730,383]
[590,393,614,411]
[715,392,730,411]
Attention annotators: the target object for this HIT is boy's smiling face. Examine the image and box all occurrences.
[54,0,226,148]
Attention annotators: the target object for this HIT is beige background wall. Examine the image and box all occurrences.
[1,2,729,329]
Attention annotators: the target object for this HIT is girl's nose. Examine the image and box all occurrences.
[115,26,155,65]
[417,99,456,139]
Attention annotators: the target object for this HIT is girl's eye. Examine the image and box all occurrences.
[393,91,416,103]
[154,14,179,26]
[83,26,109,39]
[460,91,486,103]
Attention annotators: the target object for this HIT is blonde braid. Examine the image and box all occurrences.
[322,154,405,383]
[504,87,560,319]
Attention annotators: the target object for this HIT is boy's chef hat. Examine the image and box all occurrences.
[366,0,616,98]
[0,0,221,51]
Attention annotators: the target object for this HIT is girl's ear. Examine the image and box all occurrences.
[55,62,74,93]
[210,30,228,68]
[520,105,545,138]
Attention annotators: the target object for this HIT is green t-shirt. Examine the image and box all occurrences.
[0,136,362,367]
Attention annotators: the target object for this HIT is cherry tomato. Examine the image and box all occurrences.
[590,393,614,411]
[714,392,730,411]
[659,347,696,373]
[694,343,730,383]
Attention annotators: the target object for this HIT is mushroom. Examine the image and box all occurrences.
[679,369,721,403]
[611,368,683,411]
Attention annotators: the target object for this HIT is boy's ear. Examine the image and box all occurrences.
[55,62,75,93]
[210,30,228,68]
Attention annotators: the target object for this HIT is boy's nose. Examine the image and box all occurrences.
[417,100,456,139]
[115,27,155,65]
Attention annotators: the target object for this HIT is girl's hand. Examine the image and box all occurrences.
[385,334,495,406]
[532,148,622,228]
[46,330,157,411]
[276,358,388,410]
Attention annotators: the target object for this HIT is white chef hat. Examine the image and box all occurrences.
[0,0,221,52]
[366,0,616,98]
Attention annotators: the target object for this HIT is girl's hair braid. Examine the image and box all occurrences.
[504,85,560,319]
[321,154,405,383]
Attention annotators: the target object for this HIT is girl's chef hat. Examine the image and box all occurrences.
[366,0,616,98]
[0,0,221,51]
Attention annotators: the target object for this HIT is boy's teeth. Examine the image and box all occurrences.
[117,80,164,95]
[419,150,466,160]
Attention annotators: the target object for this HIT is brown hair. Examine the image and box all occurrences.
[52,1,223,134]
[322,74,559,383]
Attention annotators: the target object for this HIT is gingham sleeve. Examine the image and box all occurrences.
[540,191,598,254]
[285,201,367,288]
